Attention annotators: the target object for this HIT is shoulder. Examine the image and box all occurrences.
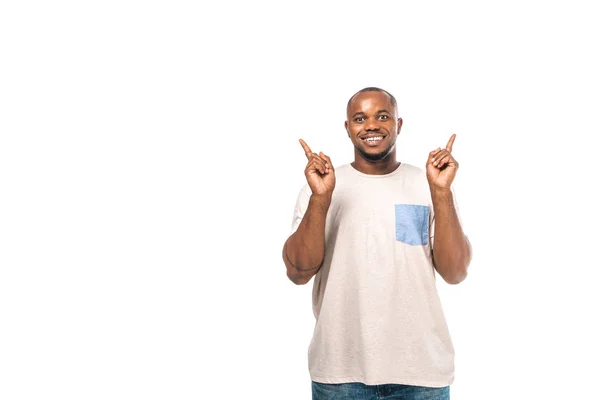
[296,182,311,199]
[333,163,353,175]
[399,162,425,176]
[399,162,428,181]
[398,163,432,196]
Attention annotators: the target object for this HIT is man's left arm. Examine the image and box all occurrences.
[426,134,472,285]
[430,187,472,284]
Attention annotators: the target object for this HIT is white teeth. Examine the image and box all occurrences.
[365,136,383,142]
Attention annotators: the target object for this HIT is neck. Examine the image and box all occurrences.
[351,149,400,175]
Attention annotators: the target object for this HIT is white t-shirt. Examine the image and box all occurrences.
[290,162,458,387]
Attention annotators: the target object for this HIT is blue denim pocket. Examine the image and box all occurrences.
[394,204,430,246]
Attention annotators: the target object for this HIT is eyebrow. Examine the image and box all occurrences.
[352,109,391,118]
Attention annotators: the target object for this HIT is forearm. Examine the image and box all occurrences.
[283,194,331,285]
[430,187,471,284]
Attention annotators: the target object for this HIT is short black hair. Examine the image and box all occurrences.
[346,87,397,115]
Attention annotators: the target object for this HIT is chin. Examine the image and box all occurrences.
[358,146,393,162]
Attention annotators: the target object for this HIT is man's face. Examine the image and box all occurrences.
[345,91,402,162]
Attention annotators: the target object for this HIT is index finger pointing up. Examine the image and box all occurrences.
[446,134,457,152]
[299,138,313,159]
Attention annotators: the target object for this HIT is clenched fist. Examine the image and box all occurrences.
[299,139,336,197]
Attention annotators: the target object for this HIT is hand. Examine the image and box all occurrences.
[299,139,336,197]
[426,134,459,190]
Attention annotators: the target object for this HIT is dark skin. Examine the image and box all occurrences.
[284,90,471,285]
[282,140,334,285]
[426,135,472,284]
[345,91,402,175]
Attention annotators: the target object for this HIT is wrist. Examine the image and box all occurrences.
[310,193,332,207]
[429,185,452,201]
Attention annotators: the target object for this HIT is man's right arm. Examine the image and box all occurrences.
[282,193,331,285]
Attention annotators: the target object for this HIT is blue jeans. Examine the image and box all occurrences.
[312,381,450,400]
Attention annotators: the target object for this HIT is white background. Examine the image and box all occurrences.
[1,1,599,399]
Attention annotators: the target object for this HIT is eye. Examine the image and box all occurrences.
[354,117,365,123]
[378,115,389,120]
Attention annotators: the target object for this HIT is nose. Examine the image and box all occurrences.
[365,117,380,131]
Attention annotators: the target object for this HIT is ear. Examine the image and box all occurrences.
[344,120,350,138]
[397,117,403,134]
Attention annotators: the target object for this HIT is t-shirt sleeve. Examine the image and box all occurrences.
[429,186,466,248]
[290,184,311,235]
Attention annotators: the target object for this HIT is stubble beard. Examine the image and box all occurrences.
[356,142,395,162]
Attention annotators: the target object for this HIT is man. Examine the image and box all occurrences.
[282,87,472,400]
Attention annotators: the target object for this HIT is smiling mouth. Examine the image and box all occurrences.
[360,135,386,146]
